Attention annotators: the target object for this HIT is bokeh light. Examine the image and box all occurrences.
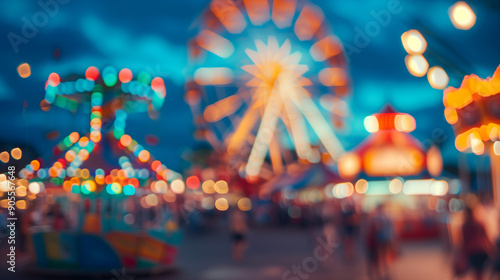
[401,30,427,54]
[427,66,449,89]
[237,197,252,211]
[449,1,476,30]
[405,54,429,77]
[17,63,31,78]
[11,148,22,160]
[171,179,185,194]
[215,198,229,211]
[214,180,229,194]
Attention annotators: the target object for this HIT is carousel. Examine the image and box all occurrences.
[17,67,182,275]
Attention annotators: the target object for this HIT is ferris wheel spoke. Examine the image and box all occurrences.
[246,90,283,176]
[269,132,284,174]
[203,94,243,123]
[287,82,344,160]
[226,106,260,154]
[277,82,312,160]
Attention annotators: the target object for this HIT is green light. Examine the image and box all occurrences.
[113,129,124,139]
[137,71,152,85]
[71,184,80,194]
[68,100,78,112]
[81,183,91,194]
[55,96,68,108]
[104,73,118,87]
[106,184,113,194]
[93,84,103,92]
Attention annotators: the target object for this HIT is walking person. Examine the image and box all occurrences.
[229,208,248,262]
[365,204,395,280]
[460,206,495,280]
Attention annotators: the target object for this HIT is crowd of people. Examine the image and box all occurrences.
[316,195,500,280]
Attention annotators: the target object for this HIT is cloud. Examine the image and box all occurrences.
[79,16,187,84]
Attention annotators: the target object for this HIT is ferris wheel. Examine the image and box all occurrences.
[186,0,351,178]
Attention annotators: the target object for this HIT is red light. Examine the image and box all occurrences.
[129,178,139,188]
[85,66,100,81]
[186,176,200,189]
[151,160,161,172]
[48,73,60,87]
[119,68,133,83]
[151,77,164,91]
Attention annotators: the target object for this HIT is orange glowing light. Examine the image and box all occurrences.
[210,0,247,34]
[48,167,58,178]
[444,68,500,110]
[444,107,458,124]
[69,132,80,143]
[310,36,342,62]
[120,134,132,147]
[272,0,297,29]
[63,181,72,192]
[79,136,89,147]
[243,0,270,26]
[294,5,324,41]
[119,68,133,83]
[65,150,76,162]
[365,147,424,177]
[138,150,150,162]
[196,30,235,59]
[17,63,31,78]
[30,160,40,171]
[203,94,242,122]
[238,197,252,211]
[90,131,101,142]
[202,180,216,194]
[338,153,361,179]
[79,149,90,161]
[215,198,229,211]
[427,146,443,177]
[318,68,347,87]
[214,180,229,194]
[0,152,9,163]
[11,148,22,160]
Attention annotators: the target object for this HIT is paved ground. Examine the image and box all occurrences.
[0,225,478,280]
[165,227,455,280]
